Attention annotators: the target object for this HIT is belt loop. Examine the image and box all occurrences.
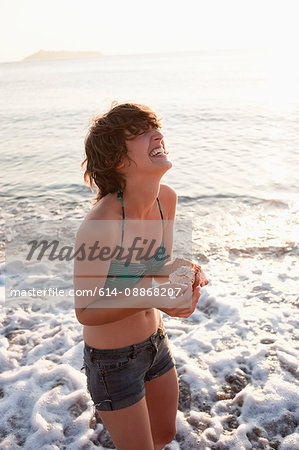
[158,327,164,339]
[150,335,158,353]
[130,344,137,359]
[90,348,94,363]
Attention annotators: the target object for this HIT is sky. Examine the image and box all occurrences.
[0,0,298,62]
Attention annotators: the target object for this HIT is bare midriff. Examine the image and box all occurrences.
[83,308,161,349]
[83,278,163,349]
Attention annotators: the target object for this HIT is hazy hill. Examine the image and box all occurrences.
[24,50,103,60]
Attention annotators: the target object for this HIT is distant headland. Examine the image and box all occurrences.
[24,50,103,61]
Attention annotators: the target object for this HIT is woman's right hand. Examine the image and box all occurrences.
[159,283,201,318]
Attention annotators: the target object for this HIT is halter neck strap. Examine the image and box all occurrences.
[117,188,164,247]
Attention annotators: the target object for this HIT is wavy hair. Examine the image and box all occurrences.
[82,102,162,203]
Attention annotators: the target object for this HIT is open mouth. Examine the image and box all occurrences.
[149,146,169,158]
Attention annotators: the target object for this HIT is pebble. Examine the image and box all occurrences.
[261,338,275,344]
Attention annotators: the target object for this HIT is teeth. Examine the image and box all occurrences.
[149,147,165,157]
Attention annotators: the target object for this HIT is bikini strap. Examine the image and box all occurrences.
[156,197,164,224]
[117,189,125,248]
[117,189,164,247]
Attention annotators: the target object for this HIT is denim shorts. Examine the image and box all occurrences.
[83,327,175,411]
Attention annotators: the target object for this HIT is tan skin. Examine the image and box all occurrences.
[74,127,208,450]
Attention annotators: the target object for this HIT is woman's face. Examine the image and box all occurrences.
[123,128,172,175]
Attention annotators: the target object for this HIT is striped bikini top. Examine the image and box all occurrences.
[104,189,168,290]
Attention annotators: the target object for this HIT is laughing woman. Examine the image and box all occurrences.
[74,103,207,450]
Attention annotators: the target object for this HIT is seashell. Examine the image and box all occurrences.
[169,265,195,285]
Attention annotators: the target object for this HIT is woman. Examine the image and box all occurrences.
[74,103,208,450]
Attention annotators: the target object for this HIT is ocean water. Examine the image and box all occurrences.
[0,50,299,449]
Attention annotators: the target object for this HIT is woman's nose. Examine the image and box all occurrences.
[154,130,164,140]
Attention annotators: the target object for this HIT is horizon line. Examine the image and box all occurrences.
[0,47,276,64]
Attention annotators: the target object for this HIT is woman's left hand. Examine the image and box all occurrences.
[170,256,209,290]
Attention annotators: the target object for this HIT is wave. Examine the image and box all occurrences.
[2,188,296,216]
[228,242,299,258]
[169,112,227,123]
[3,183,91,200]
[179,193,290,207]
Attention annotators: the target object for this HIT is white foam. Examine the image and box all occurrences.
[1,213,298,448]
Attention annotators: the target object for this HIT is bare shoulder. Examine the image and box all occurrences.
[85,193,121,221]
[159,184,178,220]
[159,184,177,202]
[159,184,177,204]
[76,194,121,242]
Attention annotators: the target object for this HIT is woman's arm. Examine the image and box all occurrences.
[153,185,209,289]
[153,184,177,284]
[76,305,152,326]
[73,212,189,326]
[76,280,199,325]
[75,282,188,325]
[73,218,144,325]
[73,185,203,325]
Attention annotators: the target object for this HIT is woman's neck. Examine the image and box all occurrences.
[121,180,161,219]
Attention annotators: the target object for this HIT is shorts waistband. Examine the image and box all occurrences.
[84,327,166,360]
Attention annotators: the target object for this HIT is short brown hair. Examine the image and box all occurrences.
[82,102,162,203]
